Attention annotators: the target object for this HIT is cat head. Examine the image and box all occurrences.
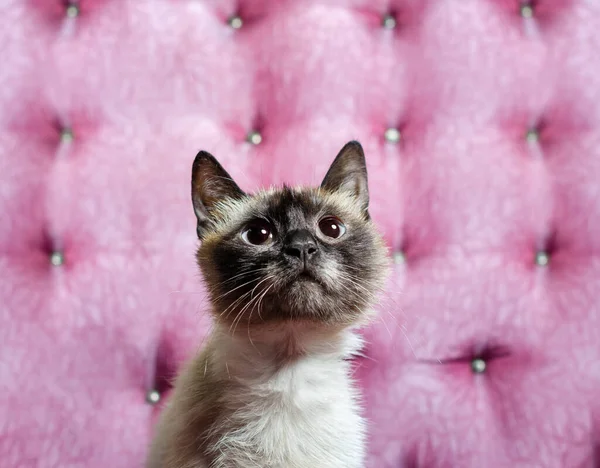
[191,141,389,330]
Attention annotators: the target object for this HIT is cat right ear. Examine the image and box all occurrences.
[321,141,370,218]
[191,151,245,239]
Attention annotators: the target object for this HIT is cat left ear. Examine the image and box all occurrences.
[191,151,246,239]
[321,141,370,218]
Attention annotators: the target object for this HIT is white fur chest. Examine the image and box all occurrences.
[209,329,367,468]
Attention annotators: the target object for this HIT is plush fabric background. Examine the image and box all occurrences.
[2,0,600,466]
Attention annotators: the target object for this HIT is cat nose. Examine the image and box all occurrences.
[284,230,319,265]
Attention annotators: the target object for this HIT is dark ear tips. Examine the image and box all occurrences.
[341,140,364,154]
[192,150,218,174]
[191,150,245,239]
[321,140,370,217]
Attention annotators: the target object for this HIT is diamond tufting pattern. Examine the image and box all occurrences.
[2,0,600,467]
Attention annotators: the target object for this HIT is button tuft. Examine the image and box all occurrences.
[471,358,486,374]
[61,128,74,144]
[228,15,243,29]
[384,127,401,144]
[247,131,262,145]
[393,251,405,264]
[525,128,538,143]
[146,389,161,405]
[50,251,64,267]
[66,3,79,18]
[520,3,533,18]
[382,14,397,30]
[535,251,549,266]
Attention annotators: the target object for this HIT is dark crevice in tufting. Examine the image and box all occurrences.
[28,0,109,25]
[148,331,182,399]
[541,230,558,256]
[523,0,578,23]
[354,2,432,33]
[469,344,513,364]
[40,230,54,258]
[229,0,273,26]
[152,350,176,397]
[401,440,439,468]
[252,113,266,132]
[225,5,265,30]
[535,229,558,266]
[394,235,412,264]
[422,344,512,367]
[392,234,417,266]
[590,419,600,468]
[40,230,65,267]
[50,118,72,147]
[492,0,576,26]
[524,118,547,145]
[247,114,267,145]
[593,442,600,468]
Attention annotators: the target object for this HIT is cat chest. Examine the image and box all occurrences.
[215,362,365,466]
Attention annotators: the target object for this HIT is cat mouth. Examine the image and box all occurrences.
[292,270,324,288]
[297,271,317,282]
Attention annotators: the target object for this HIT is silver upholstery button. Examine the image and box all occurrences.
[525,128,538,143]
[66,3,79,18]
[228,15,243,29]
[393,251,405,264]
[384,127,401,143]
[61,128,74,144]
[146,389,161,405]
[535,251,549,266]
[247,131,262,145]
[520,4,533,18]
[382,14,397,30]
[471,358,486,374]
[50,251,64,267]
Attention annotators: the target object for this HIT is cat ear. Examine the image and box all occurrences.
[320,141,369,217]
[191,151,245,239]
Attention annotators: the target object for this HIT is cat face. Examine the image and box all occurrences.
[191,141,389,328]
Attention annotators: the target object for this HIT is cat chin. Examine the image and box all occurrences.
[211,271,370,328]
[214,298,366,331]
[286,276,324,295]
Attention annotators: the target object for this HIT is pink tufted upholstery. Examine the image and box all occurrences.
[2,0,600,466]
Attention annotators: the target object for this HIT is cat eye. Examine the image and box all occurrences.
[318,216,346,239]
[241,219,274,245]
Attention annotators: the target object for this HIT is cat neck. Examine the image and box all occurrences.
[209,320,363,373]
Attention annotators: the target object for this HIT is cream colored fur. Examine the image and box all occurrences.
[147,322,368,468]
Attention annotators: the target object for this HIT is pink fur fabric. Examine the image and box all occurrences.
[2,0,600,466]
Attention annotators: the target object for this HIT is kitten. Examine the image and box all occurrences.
[147,141,390,468]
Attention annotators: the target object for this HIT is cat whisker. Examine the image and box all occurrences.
[206,270,259,296]
[209,267,258,288]
[229,275,276,335]
[399,323,419,359]
[220,289,255,320]
[246,308,258,354]
[245,282,276,354]
[337,272,375,298]
[212,277,262,303]
[255,282,275,323]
